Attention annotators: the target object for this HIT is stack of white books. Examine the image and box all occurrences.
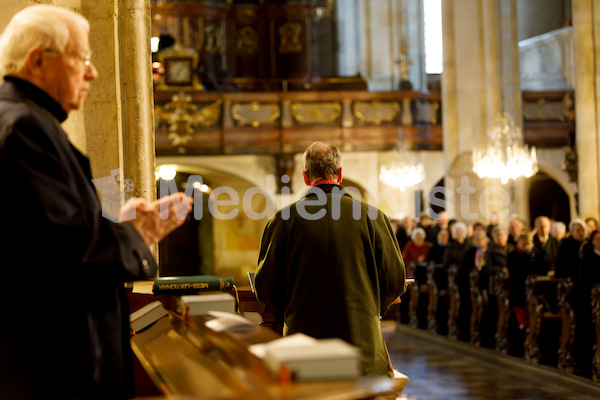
[249,333,360,381]
[180,293,236,316]
[129,301,168,334]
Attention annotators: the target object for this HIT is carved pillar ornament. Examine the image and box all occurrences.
[154,92,222,152]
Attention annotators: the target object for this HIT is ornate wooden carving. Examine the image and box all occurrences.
[353,100,400,126]
[591,284,600,381]
[447,264,460,340]
[290,101,342,125]
[557,279,576,373]
[426,263,438,332]
[231,101,281,127]
[494,271,510,354]
[524,276,561,364]
[408,262,419,328]
[524,274,542,363]
[469,268,483,346]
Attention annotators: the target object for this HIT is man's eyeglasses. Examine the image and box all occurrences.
[44,49,92,67]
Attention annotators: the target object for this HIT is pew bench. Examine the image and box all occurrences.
[524,275,562,366]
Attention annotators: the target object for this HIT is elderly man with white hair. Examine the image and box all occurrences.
[0,5,191,399]
[532,216,558,275]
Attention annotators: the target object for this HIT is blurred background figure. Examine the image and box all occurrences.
[554,218,586,281]
[532,216,557,275]
[402,227,432,266]
[508,216,526,247]
[429,229,449,264]
[550,221,567,242]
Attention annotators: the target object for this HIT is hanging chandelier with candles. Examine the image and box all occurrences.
[379,143,425,191]
[472,113,538,184]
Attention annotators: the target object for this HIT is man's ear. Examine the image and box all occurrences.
[337,167,343,183]
[23,48,46,77]
[302,170,310,186]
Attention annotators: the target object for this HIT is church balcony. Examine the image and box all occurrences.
[522,90,575,148]
[154,89,442,156]
[154,89,573,156]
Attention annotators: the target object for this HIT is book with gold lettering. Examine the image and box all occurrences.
[153,275,234,295]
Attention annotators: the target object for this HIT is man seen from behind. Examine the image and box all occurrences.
[255,141,406,377]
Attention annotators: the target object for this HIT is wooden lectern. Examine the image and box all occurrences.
[130,293,404,399]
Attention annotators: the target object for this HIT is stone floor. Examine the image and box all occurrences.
[383,322,600,400]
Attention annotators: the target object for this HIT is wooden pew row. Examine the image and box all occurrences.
[399,268,600,379]
[523,276,562,366]
[592,284,600,382]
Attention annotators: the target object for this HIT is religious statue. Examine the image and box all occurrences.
[396,45,413,91]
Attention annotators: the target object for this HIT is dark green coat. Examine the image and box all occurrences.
[255,184,406,376]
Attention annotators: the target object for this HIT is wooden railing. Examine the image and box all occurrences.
[154,89,442,155]
[153,88,574,155]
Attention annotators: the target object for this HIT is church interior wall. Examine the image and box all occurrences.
[3,0,597,282]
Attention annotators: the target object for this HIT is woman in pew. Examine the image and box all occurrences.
[443,222,469,270]
[402,227,432,266]
[456,230,489,342]
[429,229,450,264]
[506,234,535,355]
[580,230,600,284]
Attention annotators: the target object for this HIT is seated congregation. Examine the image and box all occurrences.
[391,212,600,380]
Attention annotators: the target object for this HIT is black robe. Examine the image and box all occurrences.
[255,184,406,376]
[0,77,158,399]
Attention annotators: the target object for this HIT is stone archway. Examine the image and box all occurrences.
[528,172,571,228]
[155,161,274,284]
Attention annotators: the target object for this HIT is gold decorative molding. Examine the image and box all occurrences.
[157,44,203,91]
[231,101,281,127]
[561,92,575,122]
[523,93,574,123]
[429,101,440,125]
[415,100,440,125]
[155,92,222,147]
[205,22,226,54]
[290,101,342,125]
[353,100,400,125]
[236,26,258,55]
[316,0,336,21]
[278,22,303,54]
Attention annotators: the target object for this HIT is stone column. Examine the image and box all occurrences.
[117,0,156,203]
[80,0,156,203]
[442,0,525,225]
[401,0,425,91]
[572,0,600,219]
[357,0,400,90]
[336,0,360,77]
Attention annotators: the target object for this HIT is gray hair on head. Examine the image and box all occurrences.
[411,227,426,241]
[0,5,89,77]
[303,141,342,180]
[452,222,467,238]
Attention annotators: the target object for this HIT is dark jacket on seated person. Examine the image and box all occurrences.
[532,235,558,275]
[555,236,584,282]
[443,240,469,271]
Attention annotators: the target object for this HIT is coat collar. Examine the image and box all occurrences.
[304,184,350,198]
[1,76,68,123]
